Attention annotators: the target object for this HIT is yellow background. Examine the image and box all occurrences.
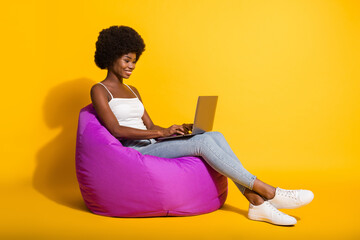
[1,0,359,239]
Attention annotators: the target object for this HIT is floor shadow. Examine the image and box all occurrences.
[33,78,96,212]
[219,203,248,218]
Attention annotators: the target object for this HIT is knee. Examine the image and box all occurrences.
[193,133,215,147]
[197,132,213,142]
[193,133,223,154]
[206,131,224,139]
[197,132,221,146]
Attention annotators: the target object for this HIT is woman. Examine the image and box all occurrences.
[90,25,314,226]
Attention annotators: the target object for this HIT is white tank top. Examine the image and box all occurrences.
[97,82,147,130]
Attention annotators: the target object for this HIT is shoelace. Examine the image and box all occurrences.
[278,189,297,200]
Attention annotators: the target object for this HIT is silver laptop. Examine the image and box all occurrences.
[157,96,218,141]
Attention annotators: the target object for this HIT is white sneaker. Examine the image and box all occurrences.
[268,187,314,209]
[248,201,297,226]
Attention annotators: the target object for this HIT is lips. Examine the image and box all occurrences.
[125,70,132,75]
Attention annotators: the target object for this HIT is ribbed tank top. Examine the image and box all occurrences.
[97,82,147,130]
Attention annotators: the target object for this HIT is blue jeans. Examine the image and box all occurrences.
[122,131,256,194]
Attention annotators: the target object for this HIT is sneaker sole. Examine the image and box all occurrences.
[248,213,296,226]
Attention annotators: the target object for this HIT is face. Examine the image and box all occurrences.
[111,53,137,79]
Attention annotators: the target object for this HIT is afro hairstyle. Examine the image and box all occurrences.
[94,26,146,69]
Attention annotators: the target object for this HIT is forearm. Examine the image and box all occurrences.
[112,125,163,140]
[149,124,165,130]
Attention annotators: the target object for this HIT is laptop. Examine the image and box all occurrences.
[156,96,218,141]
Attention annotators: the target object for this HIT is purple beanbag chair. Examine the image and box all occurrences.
[75,104,228,217]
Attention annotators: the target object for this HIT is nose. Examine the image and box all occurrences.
[129,62,135,70]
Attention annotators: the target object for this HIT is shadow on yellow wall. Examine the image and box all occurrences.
[33,78,95,211]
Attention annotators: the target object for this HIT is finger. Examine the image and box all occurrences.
[185,124,192,132]
[172,126,180,132]
[176,130,185,135]
[182,125,187,132]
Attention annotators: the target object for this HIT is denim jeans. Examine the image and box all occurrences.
[122,131,256,194]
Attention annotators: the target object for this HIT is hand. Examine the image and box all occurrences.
[182,123,193,134]
[160,125,186,137]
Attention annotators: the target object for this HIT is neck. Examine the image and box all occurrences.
[105,70,123,84]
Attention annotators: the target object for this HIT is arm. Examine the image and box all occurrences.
[90,84,186,140]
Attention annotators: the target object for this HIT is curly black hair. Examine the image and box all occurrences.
[94,26,146,69]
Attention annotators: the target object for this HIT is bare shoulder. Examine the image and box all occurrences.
[90,83,110,102]
[127,84,139,92]
[127,85,142,98]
